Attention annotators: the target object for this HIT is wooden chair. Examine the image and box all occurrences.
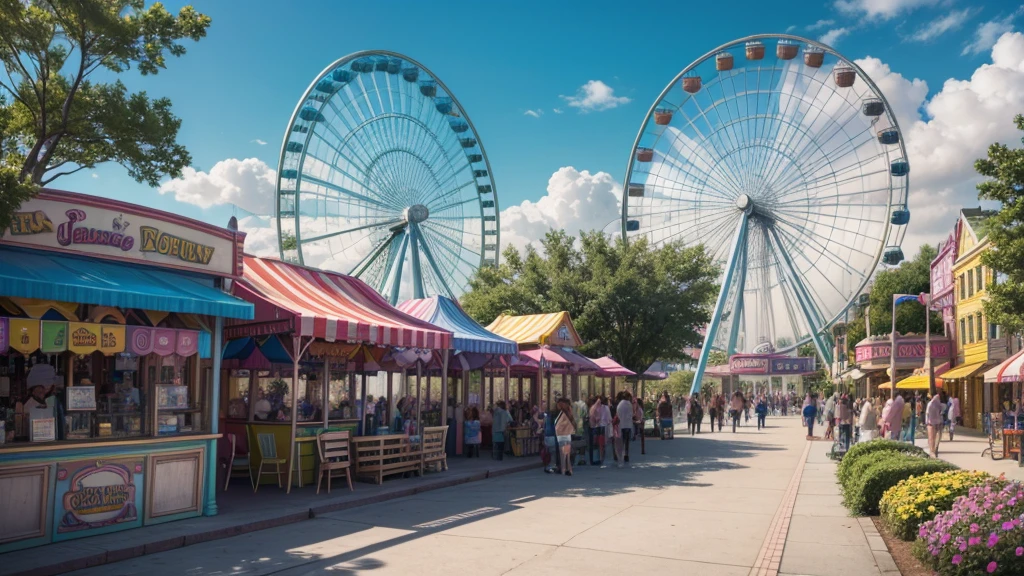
[422,426,448,473]
[254,432,286,492]
[316,430,354,494]
[224,433,253,491]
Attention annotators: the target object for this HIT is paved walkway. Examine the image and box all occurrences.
[16,416,891,576]
[931,427,1024,481]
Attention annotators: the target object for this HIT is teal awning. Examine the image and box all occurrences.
[0,248,253,320]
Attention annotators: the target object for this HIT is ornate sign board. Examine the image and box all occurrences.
[53,457,145,541]
[2,189,245,277]
[728,354,816,375]
[855,339,953,365]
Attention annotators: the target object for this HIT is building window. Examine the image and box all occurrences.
[960,274,966,300]
[968,269,975,297]
[961,318,967,345]
[978,312,984,342]
[977,265,984,292]
[968,315,975,343]
[990,322,1001,340]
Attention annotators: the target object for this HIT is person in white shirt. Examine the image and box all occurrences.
[947,395,961,441]
[858,398,877,442]
[926,391,947,457]
[615,392,634,468]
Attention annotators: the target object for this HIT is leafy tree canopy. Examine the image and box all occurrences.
[979,115,1024,334]
[845,244,943,354]
[0,0,210,229]
[461,230,720,376]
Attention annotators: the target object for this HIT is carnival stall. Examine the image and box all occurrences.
[397,296,518,455]
[223,256,451,490]
[0,190,254,552]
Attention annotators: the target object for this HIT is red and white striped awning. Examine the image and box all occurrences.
[230,256,452,349]
[985,349,1024,383]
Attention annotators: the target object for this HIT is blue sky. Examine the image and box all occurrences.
[60,0,1024,255]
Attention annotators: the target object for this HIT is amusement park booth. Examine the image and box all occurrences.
[221,256,451,490]
[854,334,953,400]
[0,190,254,552]
[397,296,518,455]
[486,312,598,410]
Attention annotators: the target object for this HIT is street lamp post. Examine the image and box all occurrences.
[893,293,936,445]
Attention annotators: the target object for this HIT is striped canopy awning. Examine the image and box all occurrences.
[519,345,601,373]
[230,256,451,349]
[398,296,517,356]
[985,349,1024,383]
[486,311,583,347]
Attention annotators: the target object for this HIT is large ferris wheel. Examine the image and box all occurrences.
[621,34,910,392]
[275,50,500,303]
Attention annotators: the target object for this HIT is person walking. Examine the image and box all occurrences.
[542,406,559,473]
[926,391,946,458]
[492,401,512,460]
[555,398,577,476]
[689,396,703,435]
[947,394,961,441]
[730,391,744,433]
[887,393,905,441]
[708,396,719,433]
[657,392,674,439]
[803,394,817,439]
[755,395,768,430]
[464,407,482,458]
[615,392,634,467]
[859,397,877,442]
[823,393,837,440]
[838,395,854,451]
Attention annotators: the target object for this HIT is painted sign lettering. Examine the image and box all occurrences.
[71,327,97,348]
[9,210,53,235]
[56,459,143,534]
[138,225,215,265]
[56,210,134,252]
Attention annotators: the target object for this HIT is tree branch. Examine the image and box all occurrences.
[40,163,90,184]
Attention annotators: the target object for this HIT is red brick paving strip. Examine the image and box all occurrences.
[748,439,812,576]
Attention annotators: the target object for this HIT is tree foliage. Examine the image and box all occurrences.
[461,231,720,376]
[845,244,943,354]
[0,0,210,227]
[979,115,1024,334]
[661,370,694,398]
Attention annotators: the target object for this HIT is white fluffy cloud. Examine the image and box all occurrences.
[910,9,973,42]
[858,32,1024,253]
[159,157,276,214]
[807,19,836,31]
[560,80,631,113]
[820,28,851,46]
[835,0,941,19]
[524,109,543,118]
[500,167,622,253]
[962,9,1022,55]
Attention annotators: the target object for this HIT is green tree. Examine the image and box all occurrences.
[844,245,943,355]
[462,231,720,376]
[662,370,695,397]
[979,115,1024,334]
[707,350,728,366]
[0,0,210,226]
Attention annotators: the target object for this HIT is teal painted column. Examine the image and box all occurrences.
[203,315,224,516]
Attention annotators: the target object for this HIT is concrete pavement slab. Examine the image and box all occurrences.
[504,545,750,576]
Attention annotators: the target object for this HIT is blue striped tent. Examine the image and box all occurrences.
[398,296,517,356]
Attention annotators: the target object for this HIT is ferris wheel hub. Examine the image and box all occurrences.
[404,204,430,224]
[735,194,752,213]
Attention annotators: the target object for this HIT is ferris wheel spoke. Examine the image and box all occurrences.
[423,218,479,239]
[421,225,479,271]
[754,66,831,187]
[772,217,869,284]
[678,96,751,195]
[300,218,404,245]
[412,224,458,300]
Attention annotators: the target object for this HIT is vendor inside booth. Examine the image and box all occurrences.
[0,190,252,552]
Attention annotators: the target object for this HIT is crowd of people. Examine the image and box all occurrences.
[799,389,962,458]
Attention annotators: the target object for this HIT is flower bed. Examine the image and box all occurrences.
[837,439,927,487]
[842,451,958,516]
[916,481,1024,575]
[880,470,997,540]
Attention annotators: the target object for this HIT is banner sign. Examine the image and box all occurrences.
[126,327,199,357]
[1,190,245,277]
[729,354,816,375]
[68,322,102,355]
[855,339,953,363]
[100,325,126,355]
[54,457,144,540]
[9,318,40,354]
[41,320,68,354]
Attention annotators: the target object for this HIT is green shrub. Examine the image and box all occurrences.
[842,452,958,516]
[837,439,927,487]
[879,470,996,541]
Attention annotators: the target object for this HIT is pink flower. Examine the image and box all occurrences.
[952,554,962,565]
[958,542,967,552]
[987,561,998,573]
[988,533,1000,548]
[970,536,981,546]
[971,523,980,533]
[994,513,1002,521]
[1017,546,1024,557]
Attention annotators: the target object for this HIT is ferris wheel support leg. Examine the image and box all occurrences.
[388,232,411,305]
[727,238,749,356]
[692,213,749,396]
[765,226,834,369]
[408,223,426,300]
[414,224,457,300]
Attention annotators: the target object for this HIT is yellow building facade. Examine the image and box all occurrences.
[945,208,1019,429]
